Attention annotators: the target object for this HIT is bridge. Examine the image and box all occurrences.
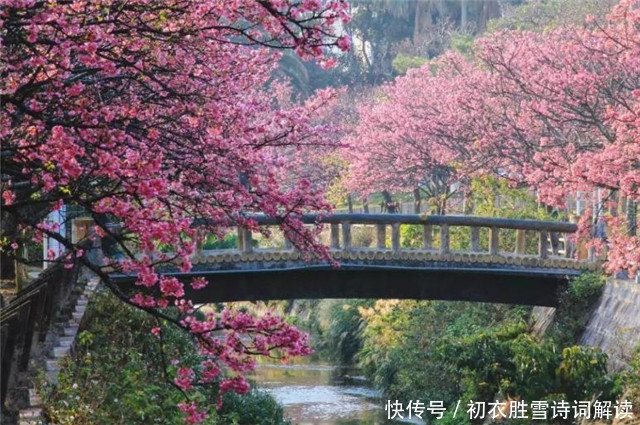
[112,214,596,307]
[0,213,597,421]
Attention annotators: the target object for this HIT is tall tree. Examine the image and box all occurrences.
[345,0,640,273]
[344,57,477,214]
[465,0,640,272]
[1,0,350,421]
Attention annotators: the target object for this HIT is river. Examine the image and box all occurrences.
[250,363,424,425]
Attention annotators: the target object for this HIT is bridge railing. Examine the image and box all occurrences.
[212,214,578,260]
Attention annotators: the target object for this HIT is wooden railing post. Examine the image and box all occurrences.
[330,223,340,250]
[341,222,351,251]
[376,224,386,249]
[391,223,400,252]
[515,229,525,255]
[539,230,549,259]
[489,227,499,255]
[440,224,450,254]
[423,225,433,250]
[470,227,481,252]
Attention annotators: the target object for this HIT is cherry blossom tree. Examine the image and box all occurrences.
[1,0,350,421]
[344,55,481,214]
[466,0,640,272]
[345,0,639,272]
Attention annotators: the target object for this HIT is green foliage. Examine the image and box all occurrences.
[325,301,371,365]
[556,346,611,401]
[401,224,472,251]
[356,301,523,405]
[547,273,605,347]
[156,233,241,253]
[487,0,617,33]
[399,176,557,253]
[391,54,429,75]
[621,347,640,411]
[217,390,289,425]
[441,323,616,405]
[450,34,474,55]
[469,176,553,220]
[351,226,375,248]
[37,291,288,425]
[468,177,556,254]
[437,408,473,425]
[203,233,239,250]
[318,275,615,424]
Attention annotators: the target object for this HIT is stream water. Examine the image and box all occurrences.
[250,363,423,425]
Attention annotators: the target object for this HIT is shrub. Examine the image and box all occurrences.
[440,324,618,407]
[547,273,605,346]
[325,301,370,365]
[620,347,640,416]
[351,225,375,248]
[37,291,289,425]
[202,233,239,250]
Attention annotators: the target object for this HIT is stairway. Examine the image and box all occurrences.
[17,278,99,425]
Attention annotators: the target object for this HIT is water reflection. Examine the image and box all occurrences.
[250,363,424,425]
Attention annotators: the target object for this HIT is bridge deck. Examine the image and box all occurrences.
[111,214,596,307]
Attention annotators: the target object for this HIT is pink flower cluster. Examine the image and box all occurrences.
[1,0,350,422]
[174,367,195,391]
[346,0,640,272]
[177,402,208,425]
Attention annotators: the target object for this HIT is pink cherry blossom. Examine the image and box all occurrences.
[174,367,195,391]
[346,1,640,272]
[190,277,208,290]
[1,3,349,417]
[178,402,208,425]
[159,277,185,298]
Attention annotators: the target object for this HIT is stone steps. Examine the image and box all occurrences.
[17,277,100,424]
[19,407,44,425]
[45,359,59,371]
[59,324,79,337]
[57,336,74,347]
[28,389,41,407]
[52,345,70,358]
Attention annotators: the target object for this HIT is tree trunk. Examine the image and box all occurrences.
[0,213,18,283]
[347,194,353,213]
[438,187,450,215]
[479,1,501,32]
[463,189,473,215]
[363,197,369,214]
[413,188,421,214]
[413,0,433,43]
[460,0,468,29]
[382,190,397,214]
[628,200,637,236]
[610,190,618,217]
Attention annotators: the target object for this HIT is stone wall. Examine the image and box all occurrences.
[580,279,640,371]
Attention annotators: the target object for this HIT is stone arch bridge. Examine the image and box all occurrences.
[112,214,596,307]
